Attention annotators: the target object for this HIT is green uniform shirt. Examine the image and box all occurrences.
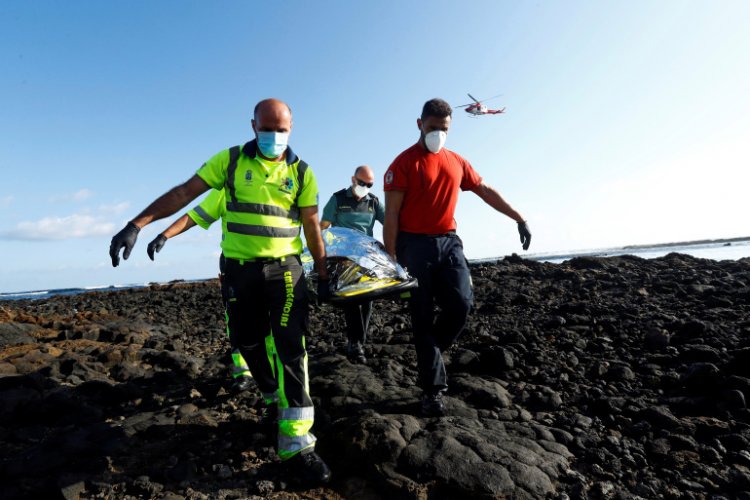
[196,141,318,260]
[321,187,384,237]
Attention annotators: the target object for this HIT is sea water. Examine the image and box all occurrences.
[523,239,750,264]
[0,280,205,301]
[3,240,750,301]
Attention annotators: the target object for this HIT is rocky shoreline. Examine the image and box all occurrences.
[1,253,750,499]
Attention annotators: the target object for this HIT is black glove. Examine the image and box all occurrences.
[109,222,140,267]
[317,278,331,304]
[147,234,168,261]
[517,221,531,250]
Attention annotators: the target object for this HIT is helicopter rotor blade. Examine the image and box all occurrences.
[481,93,504,103]
[467,92,504,104]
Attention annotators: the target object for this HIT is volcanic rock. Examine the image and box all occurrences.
[0,253,749,498]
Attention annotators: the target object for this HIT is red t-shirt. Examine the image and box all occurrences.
[384,143,482,234]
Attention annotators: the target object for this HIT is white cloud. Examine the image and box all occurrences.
[0,195,13,207]
[1,214,115,241]
[49,188,93,203]
[98,201,130,215]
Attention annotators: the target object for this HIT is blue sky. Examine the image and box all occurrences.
[1,0,749,292]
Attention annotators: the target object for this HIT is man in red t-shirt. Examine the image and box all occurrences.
[383,98,531,417]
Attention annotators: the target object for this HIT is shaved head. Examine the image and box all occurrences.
[254,98,292,121]
[251,98,293,160]
[351,165,375,198]
[354,165,374,179]
[252,98,293,135]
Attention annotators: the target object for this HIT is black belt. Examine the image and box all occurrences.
[225,254,299,265]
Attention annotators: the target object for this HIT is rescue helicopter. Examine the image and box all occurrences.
[455,93,506,116]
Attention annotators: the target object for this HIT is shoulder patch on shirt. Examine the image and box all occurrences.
[385,171,394,185]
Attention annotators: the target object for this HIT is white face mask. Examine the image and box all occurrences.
[424,130,447,153]
[352,184,370,198]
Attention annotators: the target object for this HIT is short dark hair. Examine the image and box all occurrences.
[421,98,452,120]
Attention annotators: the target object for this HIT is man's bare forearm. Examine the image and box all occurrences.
[384,214,399,258]
[131,175,210,228]
[474,183,525,223]
[301,208,328,279]
[383,190,405,258]
[131,186,196,227]
[162,215,197,239]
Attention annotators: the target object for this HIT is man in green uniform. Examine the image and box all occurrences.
[109,99,331,484]
[146,189,255,393]
[320,165,385,363]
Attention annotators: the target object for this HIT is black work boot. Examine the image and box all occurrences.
[420,391,446,417]
[285,449,331,485]
[258,402,278,428]
[230,376,256,394]
[347,341,367,364]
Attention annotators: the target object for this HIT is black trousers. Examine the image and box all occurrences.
[222,255,312,409]
[219,253,250,377]
[219,253,239,350]
[396,232,473,394]
[342,300,372,344]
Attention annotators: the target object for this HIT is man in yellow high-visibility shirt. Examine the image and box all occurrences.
[109,99,331,485]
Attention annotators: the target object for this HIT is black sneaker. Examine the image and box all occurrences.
[285,450,331,485]
[230,376,256,394]
[347,341,367,364]
[420,392,446,417]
